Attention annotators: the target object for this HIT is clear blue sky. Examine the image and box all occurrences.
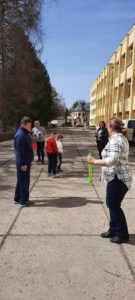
[41,0,135,108]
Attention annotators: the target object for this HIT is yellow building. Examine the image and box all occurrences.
[90,25,135,127]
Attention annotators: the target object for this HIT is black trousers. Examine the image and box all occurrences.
[57,153,62,170]
[97,141,107,159]
[37,141,45,162]
[47,153,57,175]
[14,163,31,205]
[106,176,128,238]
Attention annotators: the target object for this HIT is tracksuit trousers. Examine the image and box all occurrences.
[106,176,129,238]
[47,153,57,175]
[14,163,31,205]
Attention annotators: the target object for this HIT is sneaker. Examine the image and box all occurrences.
[101,231,115,238]
[110,236,129,244]
[14,200,20,204]
[53,174,59,178]
[27,200,34,205]
[37,159,41,163]
[21,200,34,207]
[21,203,28,207]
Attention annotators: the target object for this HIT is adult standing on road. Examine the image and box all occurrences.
[132,126,135,145]
[14,116,34,206]
[88,117,132,244]
[95,121,109,158]
[32,120,46,164]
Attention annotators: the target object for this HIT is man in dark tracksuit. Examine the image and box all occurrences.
[14,116,34,206]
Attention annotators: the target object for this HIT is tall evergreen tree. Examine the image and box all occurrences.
[0,0,42,131]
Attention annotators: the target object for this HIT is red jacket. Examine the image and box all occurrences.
[46,137,58,155]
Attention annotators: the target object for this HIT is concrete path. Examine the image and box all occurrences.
[0,129,135,300]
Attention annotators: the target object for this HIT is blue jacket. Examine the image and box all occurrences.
[14,127,34,165]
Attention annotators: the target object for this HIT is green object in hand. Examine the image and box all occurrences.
[87,153,93,185]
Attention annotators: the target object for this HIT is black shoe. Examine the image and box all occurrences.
[110,236,129,244]
[14,200,20,204]
[53,174,59,178]
[21,200,34,207]
[101,231,115,238]
[21,203,28,207]
[27,200,34,205]
[41,161,45,164]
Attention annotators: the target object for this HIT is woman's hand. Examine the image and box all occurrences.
[87,156,107,167]
[87,155,95,164]
[21,165,27,172]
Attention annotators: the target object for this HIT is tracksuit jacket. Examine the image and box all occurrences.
[14,127,34,165]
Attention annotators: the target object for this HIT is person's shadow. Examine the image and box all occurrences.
[128,234,135,245]
[30,197,103,208]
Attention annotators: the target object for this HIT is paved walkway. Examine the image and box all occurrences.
[0,129,135,300]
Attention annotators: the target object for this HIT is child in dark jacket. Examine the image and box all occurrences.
[46,132,58,177]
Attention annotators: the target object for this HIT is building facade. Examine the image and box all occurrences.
[90,25,135,127]
[70,102,90,126]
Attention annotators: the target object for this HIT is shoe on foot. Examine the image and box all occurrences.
[37,159,41,163]
[53,174,59,178]
[101,231,115,238]
[21,203,28,207]
[21,200,34,207]
[14,200,20,204]
[27,200,34,205]
[110,236,129,244]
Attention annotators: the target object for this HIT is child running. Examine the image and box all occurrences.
[46,132,58,178]
[56,135,64,172]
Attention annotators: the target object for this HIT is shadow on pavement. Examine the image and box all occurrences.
[58,171,87,178]
[29,197,103,208]
[0,184,14,191]
[128,234,135,245]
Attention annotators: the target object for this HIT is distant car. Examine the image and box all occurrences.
[89,125,96,130]
[75,123,83,127]
[122,119,135,144]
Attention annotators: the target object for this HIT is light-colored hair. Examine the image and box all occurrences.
[34,120,40,126]
[20,116,32,125]
[109,117,127,136]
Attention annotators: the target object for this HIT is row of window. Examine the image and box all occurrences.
[94,44,134,93]
[114,44,133,77]
[114,78,131,100]
[94,76,132,102]
[76,113,86,117]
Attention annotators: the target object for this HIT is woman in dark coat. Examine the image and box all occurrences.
[95,121,109,159]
